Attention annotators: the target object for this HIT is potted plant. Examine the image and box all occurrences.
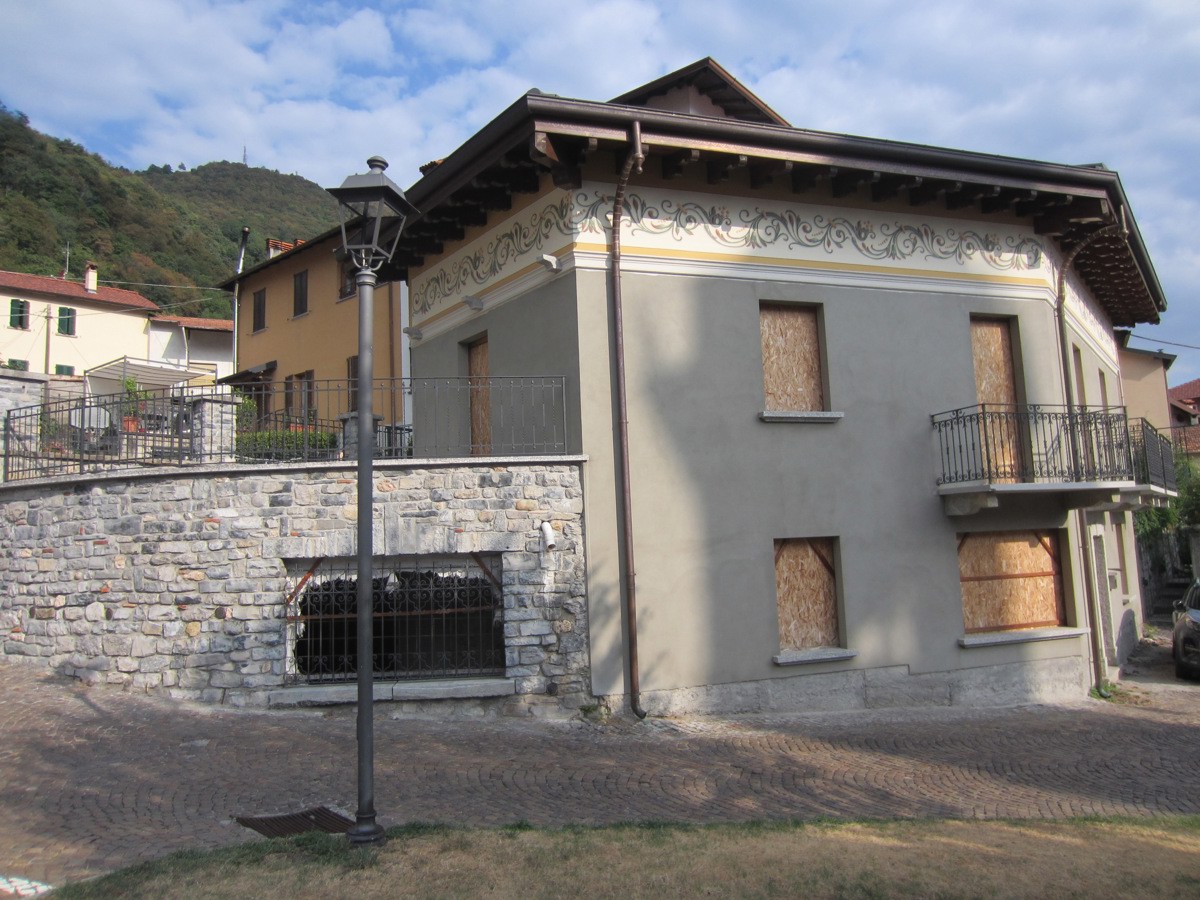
[121,377,148,432]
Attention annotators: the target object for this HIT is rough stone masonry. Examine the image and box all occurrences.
[0,460,589,714]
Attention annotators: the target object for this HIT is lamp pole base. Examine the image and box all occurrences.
[346,819,386,845]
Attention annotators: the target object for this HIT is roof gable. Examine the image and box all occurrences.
[609,57,788,126]
[0,269,159,311]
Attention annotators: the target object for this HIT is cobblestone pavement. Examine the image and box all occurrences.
[2,642,1198,891]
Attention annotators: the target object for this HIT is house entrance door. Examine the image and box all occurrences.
[468,336,491,455]
[970,317,1022,482]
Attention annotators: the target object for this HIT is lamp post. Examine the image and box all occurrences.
[328,156,418,845]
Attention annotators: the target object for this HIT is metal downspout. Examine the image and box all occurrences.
[232,226,251,371]
[1055,216,1125,697]
[611,122,647,719]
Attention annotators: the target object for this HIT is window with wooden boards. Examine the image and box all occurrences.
[760,303,824,411]
[774,537,840,650]
[957,531,1065,633]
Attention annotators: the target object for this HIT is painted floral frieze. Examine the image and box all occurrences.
[410,185,1048,322]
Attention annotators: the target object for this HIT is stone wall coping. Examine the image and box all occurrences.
[267,677,516,707]
[0,454,589,495]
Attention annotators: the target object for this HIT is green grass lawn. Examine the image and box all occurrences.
[53,817,1200,899]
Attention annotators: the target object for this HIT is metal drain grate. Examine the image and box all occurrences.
[235,806,355,838]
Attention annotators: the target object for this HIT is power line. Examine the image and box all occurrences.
[1129,333,1200,351]
[98,279,232,293]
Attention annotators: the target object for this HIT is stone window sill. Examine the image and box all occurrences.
[268,676,515,708]
[773,647,858,666]
[759,411,844,424]
[958,626,1089,649]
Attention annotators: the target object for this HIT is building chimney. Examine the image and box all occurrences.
[84,262,98,294]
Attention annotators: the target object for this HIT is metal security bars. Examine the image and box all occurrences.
[2,375,568,481]
[932,404,1135,486]
[1131,417,1177,491]
[286,556,505,684]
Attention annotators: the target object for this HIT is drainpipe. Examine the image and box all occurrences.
[611,121,647,719]
[1055,214,1125,697]
[231,226,251,372]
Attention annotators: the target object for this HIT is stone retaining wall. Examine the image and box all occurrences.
[0,459,589,714]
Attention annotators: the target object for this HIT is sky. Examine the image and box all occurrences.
[2,0,1199,380]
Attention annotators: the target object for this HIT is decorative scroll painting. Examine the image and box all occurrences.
[410,183,1050,327]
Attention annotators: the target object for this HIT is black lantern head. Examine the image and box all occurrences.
[328,156,419,268]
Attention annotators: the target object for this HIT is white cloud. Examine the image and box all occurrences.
[1,0,1198,374]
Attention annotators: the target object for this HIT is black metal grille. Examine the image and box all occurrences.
[931,404,1135,486]
[287,556,505,684]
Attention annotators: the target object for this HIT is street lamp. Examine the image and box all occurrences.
[328,156,418,845]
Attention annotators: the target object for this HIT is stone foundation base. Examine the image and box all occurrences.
[625,657,1090,718]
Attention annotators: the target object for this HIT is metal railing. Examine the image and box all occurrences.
[3,376,568,482]
[1131,418,1177,492]
[932,404,1136,486]
[286,556,505,684]
[1170,423,1200,458]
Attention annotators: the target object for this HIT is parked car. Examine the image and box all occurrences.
[1173,581,1200,679]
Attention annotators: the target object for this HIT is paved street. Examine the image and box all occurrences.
[1,636,1198,892]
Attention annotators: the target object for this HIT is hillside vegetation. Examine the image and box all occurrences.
[0,103,338,317]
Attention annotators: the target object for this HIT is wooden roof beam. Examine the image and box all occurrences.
[749,159,793,189]
[909,179,956,207]
[791,164,829,193]
[832,169,880,198]
[1034,197,1112,235]
[661,148,700,180]
[944,183,1001,210]
[531,132,589,190]
[707,153,748,184]
[872,175,922,203]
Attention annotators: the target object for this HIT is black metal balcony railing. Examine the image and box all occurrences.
[932,404,1175,490]
[2,376,568,483]
[1132,417,1178,491]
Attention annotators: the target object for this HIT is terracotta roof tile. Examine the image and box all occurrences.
[0,270,159,311]
[1168,377,1200,403]
[152,315,233,332]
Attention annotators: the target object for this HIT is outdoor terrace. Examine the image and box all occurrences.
[2,376,568,482]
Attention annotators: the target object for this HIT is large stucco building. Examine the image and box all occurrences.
[225,59,1175,714]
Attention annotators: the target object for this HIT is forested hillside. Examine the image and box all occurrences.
[0,104,338,317]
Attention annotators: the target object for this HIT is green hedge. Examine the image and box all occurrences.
[235,429,338,461]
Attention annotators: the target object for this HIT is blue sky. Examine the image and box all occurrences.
[2,0,1198,379]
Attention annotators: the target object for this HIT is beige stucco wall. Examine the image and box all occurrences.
[1,293,148,376]
[236,233,404,386]
[1118,347,1172,430]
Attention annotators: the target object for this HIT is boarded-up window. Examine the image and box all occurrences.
[970,317,1021,482]
[774,538,839,649]
[468,336,491,455]
[957,531,1065,633]
[761,304,824,411]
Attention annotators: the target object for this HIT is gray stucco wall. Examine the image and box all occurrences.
[0,460,589,713]
[576,270,1095,702]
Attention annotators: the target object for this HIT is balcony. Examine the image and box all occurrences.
[2,376,569,483]
[931,404,1175,515]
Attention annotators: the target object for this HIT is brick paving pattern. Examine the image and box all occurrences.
[1,657,1198,890]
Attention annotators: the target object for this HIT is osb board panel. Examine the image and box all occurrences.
[971,318,1020,482]
[775,538,838,650]
[468,338,491,455]
[970,318,1017,406]
[761,304,823,411]
[958,531,1063,633]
